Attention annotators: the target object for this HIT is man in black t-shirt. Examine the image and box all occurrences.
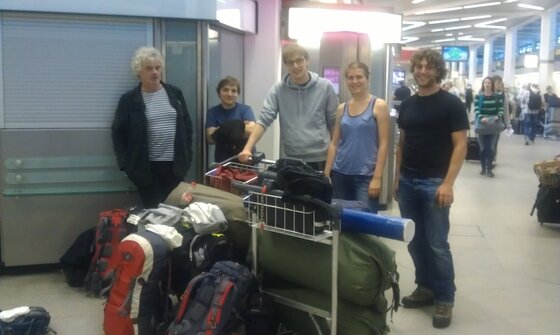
[394,48,468,329]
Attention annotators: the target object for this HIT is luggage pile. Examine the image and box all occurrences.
[531,157,560,225]
[59,156,404,335]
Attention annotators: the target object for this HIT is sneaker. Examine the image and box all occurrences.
[433,302,453,328]
[401,286,434,308]
[487,170,495,178]
[525,141,529,145]
[479,169,486,176]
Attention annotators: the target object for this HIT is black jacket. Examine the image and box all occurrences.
[111,82,193,186]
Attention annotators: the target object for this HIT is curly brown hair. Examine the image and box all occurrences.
[410,48,447,84]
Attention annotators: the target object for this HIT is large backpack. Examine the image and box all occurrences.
[528,91,542,110]
[84,209,135,297]
[0,306,55,335]
[59,227,95,287]
[167,261,258,335]
[103,230,171,335]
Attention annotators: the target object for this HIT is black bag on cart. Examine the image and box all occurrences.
[531,186,560,224]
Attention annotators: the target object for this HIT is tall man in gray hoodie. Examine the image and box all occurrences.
[238,43,339,170]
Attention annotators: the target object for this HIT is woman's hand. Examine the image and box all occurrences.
[368,177,381,198]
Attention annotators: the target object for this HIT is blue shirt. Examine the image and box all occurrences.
[206,102,255,162]
[333,98,378,176]
[206,102,255,128]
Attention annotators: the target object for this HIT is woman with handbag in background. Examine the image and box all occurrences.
[474,76,504,178]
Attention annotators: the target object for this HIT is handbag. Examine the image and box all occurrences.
[475,94,506,135]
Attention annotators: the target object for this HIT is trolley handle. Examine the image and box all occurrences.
[231,181,342,221]
[208,152,266,170]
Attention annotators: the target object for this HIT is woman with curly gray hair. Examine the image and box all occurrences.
[111,46,193,208]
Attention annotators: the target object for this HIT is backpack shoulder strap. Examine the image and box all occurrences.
[174,272,214,323]
[204,278,236,331]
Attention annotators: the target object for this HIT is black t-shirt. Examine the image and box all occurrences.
[397,89,469,178]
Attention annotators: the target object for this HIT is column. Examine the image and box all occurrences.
[244,0,282,159]
[503,28,517,87]
[482,40,493,78]
[468,46,477,83]
[538,9,557,91]
[459,61,466,77]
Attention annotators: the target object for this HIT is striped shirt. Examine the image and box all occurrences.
[142,88,177,161]
[474,93,503,119]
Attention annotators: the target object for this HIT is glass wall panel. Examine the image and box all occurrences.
[164,20,199,182]
[207,26,244,165]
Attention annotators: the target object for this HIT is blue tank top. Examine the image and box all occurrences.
[333,97,378,176]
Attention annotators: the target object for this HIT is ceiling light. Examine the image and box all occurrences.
[504,0,518,3]
[415,7,462,15]
[428,19,460,25]
[412,0,425,4]
[517,4,544,10]
[461,15,492,21]
[463,2,501,9]
[458,36,485,41]
[402,21,426,31]
[479,18,507,25]
[475,24,507,29]
[444,25,472,31]
[431,28,444,32]
[445,33,453,36]
[433,38,456,43]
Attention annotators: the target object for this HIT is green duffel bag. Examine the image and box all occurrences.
[257,230,399,310]
[266,285,390,335]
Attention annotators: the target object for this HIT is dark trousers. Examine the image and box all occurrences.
[136,161,183,209]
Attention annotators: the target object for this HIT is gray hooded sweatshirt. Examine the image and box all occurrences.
[258,71,338,162]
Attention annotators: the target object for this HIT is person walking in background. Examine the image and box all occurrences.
[474,76,503,177]
[517,83,530,136]
[491,75,512,166]
[238,43,338,170]
[524,83,544,145]
[393,79,412,113]
[112,47,193,208]
[465,84,473,115]
[324,61,390,213]
[394,48,468,329]
[206,76,256,163]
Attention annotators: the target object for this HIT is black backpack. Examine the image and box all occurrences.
[273,158,333,206]
[528,91,542,110]
[0,306,55,335]
[167,261,258,335]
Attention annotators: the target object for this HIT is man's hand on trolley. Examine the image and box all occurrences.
[237,149,252,164]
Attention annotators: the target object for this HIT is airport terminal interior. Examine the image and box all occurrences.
[1,0,560,334]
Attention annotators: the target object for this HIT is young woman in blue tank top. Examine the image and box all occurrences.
[324,61,391,213]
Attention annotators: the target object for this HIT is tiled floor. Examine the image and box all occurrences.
[1,133,559,334]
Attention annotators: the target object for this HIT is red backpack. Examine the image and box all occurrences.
[84,209,134,297]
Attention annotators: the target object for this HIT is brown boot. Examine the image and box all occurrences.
[401,286,434,308]
[433,302,453,328]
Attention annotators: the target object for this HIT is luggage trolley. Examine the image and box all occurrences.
[204,153,273,196]
[234,182,341,335]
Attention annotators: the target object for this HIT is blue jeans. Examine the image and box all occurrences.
[477,134,498,171]
[397,176,456,304]
[523,113,537,141]
[331,170,379,213]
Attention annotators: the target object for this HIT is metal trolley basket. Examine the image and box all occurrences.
[234,182,341,335]
[204,154,273,196]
